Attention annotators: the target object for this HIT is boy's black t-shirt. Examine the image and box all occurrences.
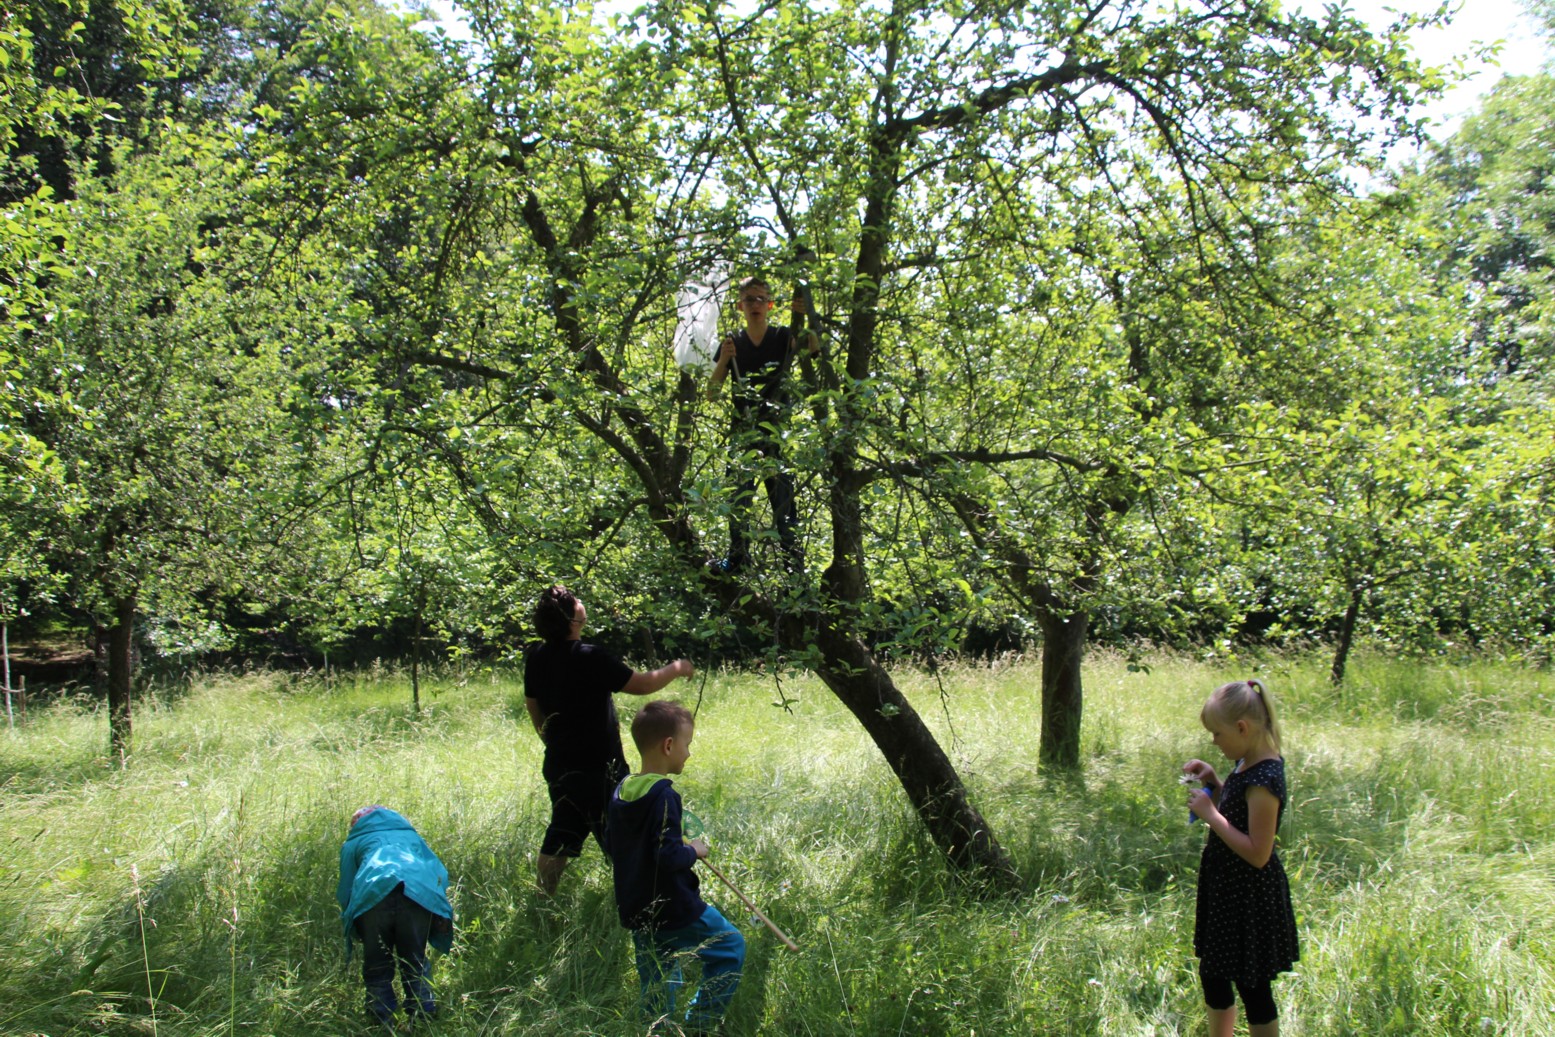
[728,324,797,420]
[523,640,634,781]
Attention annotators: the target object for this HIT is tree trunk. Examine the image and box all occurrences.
[92,617,109,690]
[107,594,136,760]
[411,596,422,713]
[1330,587,1362,686]
[510,120,1014,885]
[806,619,1019,886]
[1037,609,1088,771]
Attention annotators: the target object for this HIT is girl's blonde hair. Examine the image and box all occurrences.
[1201,679,1283,755]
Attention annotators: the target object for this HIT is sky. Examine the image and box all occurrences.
[414,0,1550,141]
[1348,0,1549,135]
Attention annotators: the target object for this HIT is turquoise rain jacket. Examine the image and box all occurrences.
[337,808,454,954]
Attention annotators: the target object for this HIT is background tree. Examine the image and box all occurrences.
[1379,29,1555,662]
[1405,69,1555,391]
[241,0,1446,882]
[1462,400,1555,658]
[673,0,1445,771]
[3,0,198,492]
[10,127,305,756]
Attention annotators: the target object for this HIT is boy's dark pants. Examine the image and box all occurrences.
[356,884,436,1024]
[727,424,799,569]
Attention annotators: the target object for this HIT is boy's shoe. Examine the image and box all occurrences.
[705,555,745,575]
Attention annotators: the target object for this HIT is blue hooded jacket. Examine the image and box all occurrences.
[607,775,704,931]
[337,808,454,954]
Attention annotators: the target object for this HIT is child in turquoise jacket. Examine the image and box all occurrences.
[337,806,454,1027]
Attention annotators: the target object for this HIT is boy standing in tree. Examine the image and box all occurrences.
[705,275,819,573]
[608,700,744,1036]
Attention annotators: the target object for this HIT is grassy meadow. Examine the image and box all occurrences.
[1,652,1552,1036]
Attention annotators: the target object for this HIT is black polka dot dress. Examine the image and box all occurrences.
[1194,757,1300,982]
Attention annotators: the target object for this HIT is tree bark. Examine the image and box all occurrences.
[411,601,422,713]
[805,619,1018,885]
[1330,586,1362,686]
[107,594,136,760]
[1037,609,1088,770]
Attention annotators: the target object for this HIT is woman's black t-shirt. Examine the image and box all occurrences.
[523,640,633,781]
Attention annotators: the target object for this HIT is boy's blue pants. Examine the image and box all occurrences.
[632,904,745,1032]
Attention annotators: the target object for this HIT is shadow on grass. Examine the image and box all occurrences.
[979,737,1440,914]
[0,806,667,1036]
[0,746,119,797]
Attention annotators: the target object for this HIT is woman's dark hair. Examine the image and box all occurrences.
[533,584,579,644]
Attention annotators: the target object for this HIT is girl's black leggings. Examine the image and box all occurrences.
[1201,970,1277,1026]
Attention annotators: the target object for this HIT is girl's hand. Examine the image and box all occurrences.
[688,838,710,860]
[1182,759,1219,787]
[1188,787,1219,822]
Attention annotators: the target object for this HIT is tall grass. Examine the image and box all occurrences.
[1,652,1551,1035]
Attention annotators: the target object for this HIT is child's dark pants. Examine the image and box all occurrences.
[356,883,436,1024]
[1201,971,1277,1026]
[727,426,799,570]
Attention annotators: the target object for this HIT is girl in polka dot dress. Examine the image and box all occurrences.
[1183,679,1299,1036]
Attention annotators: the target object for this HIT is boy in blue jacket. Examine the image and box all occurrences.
[337,806,454,1028]
[608,701,744,1036]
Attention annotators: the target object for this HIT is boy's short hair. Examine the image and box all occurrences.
[632,699,694,751]
[737,275,773,298]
